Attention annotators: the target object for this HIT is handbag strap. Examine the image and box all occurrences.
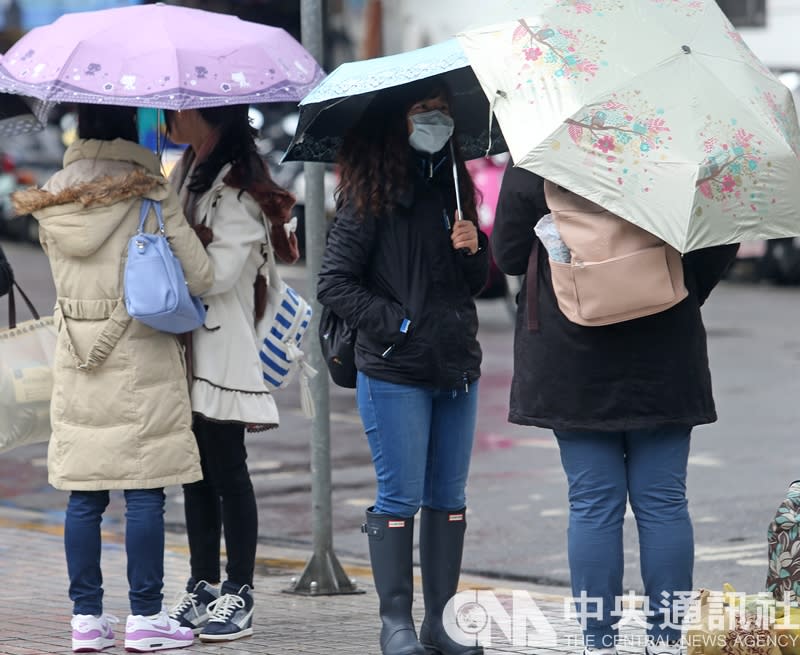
[526,241,539,332]
[257,210,282,294]
[138,198,165,235]
[7,280,41,329]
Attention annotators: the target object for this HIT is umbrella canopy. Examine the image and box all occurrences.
[0,3,324,110]
[282,39,506,163]
[458,0,800,253]
[0,92,45,138]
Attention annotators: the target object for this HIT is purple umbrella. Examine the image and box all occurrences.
[0,3,325,110]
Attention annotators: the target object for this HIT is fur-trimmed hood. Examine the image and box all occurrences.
[13,168,164,215]
[12,139,171,258]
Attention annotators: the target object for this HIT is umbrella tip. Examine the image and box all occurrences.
[682,45,692,54]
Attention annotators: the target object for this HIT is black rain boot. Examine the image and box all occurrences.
[419,508,484,655]
[363,508,426,655]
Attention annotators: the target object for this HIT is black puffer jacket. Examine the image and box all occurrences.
[317,156,489,390]
[0,244,12,297]
[493,164,738,431]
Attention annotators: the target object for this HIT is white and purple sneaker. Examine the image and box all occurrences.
[124,610,193,652]
[71,613,118,653]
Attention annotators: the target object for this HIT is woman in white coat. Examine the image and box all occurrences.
[164,105,299,643]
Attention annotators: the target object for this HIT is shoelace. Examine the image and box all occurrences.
[169,591,198,619]
[207,593,245,623]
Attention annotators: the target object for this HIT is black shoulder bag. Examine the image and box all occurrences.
[319,305,357,389]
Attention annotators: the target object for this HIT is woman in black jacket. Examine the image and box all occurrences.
[317,78,488,655]
[0,244,13,297]
[492,164,738,655]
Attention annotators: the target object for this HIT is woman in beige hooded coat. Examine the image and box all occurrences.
[12,104,213,654]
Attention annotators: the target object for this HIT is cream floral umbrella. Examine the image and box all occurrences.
[457,0,800,252]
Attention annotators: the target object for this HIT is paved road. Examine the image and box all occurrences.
[1,238,797,598]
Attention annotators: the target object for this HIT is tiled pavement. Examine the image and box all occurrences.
[0,505,656,655]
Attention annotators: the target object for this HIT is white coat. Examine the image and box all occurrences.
[178,164,280,427]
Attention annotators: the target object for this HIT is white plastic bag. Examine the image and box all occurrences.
[534,213,571,263]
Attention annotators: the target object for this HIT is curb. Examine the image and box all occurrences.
[0,503,569,602]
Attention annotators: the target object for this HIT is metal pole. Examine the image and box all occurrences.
[286,0,361,596]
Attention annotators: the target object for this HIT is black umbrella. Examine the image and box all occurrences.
[0,93,46,138]
[282,39,506,163]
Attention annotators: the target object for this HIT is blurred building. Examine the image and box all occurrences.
[0,0,358,70]
[379,0,773,56]
[738,0,800,69]
[379,2,514,55]
[718,0,766,27]
[0,0,140,30]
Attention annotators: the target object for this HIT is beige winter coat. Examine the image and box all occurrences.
[13,139,213,491]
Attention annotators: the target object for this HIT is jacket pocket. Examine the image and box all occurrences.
[364,300,411,348]
[359,324,411,361]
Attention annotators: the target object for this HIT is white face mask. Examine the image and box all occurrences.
[408,109,455,154]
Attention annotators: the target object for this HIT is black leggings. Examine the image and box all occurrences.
[183,415,257,588]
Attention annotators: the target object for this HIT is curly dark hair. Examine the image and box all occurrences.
[335,77,479,224]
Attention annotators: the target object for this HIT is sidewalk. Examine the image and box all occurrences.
[0,504,650,655]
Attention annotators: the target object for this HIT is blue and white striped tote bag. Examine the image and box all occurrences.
[256,235,316,416]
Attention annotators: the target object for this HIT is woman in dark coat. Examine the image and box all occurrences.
[492,163,738,655]
[0,244,13,297]
[317,77,488,655]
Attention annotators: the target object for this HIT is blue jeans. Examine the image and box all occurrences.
[554,427,694,648]
[65,488,165,616]
[357,372,479,517]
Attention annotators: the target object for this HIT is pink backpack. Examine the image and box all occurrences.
[542,181,687,327]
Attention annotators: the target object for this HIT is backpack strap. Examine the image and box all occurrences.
[526,241,539,332]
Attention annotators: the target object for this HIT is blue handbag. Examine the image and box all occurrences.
[123,198,206,334]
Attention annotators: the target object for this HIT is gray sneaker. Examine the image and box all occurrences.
[199,584,254,642]
[168,580,219,635]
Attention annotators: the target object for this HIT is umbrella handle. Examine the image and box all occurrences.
[450,140,471,256]
[450,140,463,220]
